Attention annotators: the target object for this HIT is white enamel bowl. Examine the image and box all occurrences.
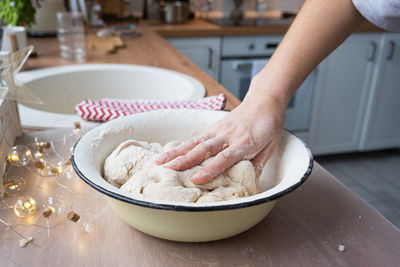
[16,64,205,129]
[72,109,313,242]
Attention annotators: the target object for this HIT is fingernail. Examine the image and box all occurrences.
[164,162,174,169]
[191,171,205,184]
[190,176,201,184]
[155,154,167,164]
[164,160,179,170]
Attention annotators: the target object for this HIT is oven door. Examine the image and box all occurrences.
[220,58,315,133]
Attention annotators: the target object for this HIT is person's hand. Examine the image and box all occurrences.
[155,76,288,185]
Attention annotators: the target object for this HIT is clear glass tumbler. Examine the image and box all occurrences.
[56,12,86,61]
[146,0,161,25]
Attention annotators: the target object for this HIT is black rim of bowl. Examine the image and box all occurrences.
[71,131,314,212]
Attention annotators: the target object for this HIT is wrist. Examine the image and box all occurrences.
[243,72,291,112]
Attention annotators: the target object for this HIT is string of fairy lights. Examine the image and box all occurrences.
[1,122,94,247]
[1,45,93,247]
[6,125,79,216]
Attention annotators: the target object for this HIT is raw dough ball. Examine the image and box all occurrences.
[104,140,259,203]
[103,140,163,186]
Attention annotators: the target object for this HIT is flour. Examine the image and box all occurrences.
[103,139,260,203]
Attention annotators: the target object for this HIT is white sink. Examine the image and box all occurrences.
[16,64,205,129]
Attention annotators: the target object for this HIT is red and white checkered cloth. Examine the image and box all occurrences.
[75,94,226,122]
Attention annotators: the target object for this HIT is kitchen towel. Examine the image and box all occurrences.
[75,94,226,122]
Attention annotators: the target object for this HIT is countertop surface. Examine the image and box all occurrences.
[1,129,399,266]
[1,23,399,266]
[148,18,384,37]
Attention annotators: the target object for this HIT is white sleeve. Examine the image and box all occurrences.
[352,0,400,32]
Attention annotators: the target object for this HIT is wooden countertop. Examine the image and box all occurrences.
[1,128,399,266]
[148,18,384,38]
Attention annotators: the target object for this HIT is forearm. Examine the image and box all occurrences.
[157,0,367,182]
[245,0,365,106]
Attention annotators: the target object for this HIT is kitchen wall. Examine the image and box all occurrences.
[191,0,305,14]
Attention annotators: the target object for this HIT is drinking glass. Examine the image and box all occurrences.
[56,12,86,61]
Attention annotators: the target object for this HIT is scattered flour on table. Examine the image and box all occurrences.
[103,139,260,203]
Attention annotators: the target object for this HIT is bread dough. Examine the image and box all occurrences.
[104,139,259,203]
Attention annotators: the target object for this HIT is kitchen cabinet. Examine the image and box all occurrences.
[360,34,400,150]
[309,33,400,155]
[308,34,381,155]
[168,32,400,155]
[167,37,221,81]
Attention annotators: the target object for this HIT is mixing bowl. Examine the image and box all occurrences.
[72,109,313,242]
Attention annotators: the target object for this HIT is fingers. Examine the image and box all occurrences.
[190,146,246,184]
[165,138,227,171]
[251,142,275,179]
[155,134,211,165]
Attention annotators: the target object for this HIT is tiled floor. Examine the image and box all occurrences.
[316,149,400,229]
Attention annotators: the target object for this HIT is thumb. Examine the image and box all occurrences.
[251,143,276,179]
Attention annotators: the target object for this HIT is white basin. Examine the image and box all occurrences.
[16,64,205,129]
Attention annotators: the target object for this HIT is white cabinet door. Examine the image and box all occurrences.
[167,37,221,81]
[308,34,382,155]
[360,34,400,150]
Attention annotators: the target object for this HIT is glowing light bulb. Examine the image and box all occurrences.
[33,137,44,148]
[42,208,54,218]
[34,160,45,170]
[34,148,44,159]
[51,166,63,175]
[30,159,56,176]
[43,196,65,217]
[14,197,37,218]
[4,176,26,196]
[33,137,50,149]
[10,154,19,162]
[7,145,32,167]
[74,122,81,131]
[23,201,32,209]
[52,160,69,176]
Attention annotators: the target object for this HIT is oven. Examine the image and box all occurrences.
[219,35,315,136]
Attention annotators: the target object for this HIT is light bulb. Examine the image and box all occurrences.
[33,137,44,148]
[7,145,32,167]
[51,166,63,175]
[33,147,45,159]
[43,196,65,216]
[74,121,81,131]
[33,137,50,149]
[14,197,37,218]
[4,176,26,196]
[33,160,45,170]
[30,159,56,177]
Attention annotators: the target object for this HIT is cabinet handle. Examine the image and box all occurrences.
[386,40,396,60]
[232,62,252,70]
[368,42,377,61]
[265,43,278,49]
[207,47,213,69]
